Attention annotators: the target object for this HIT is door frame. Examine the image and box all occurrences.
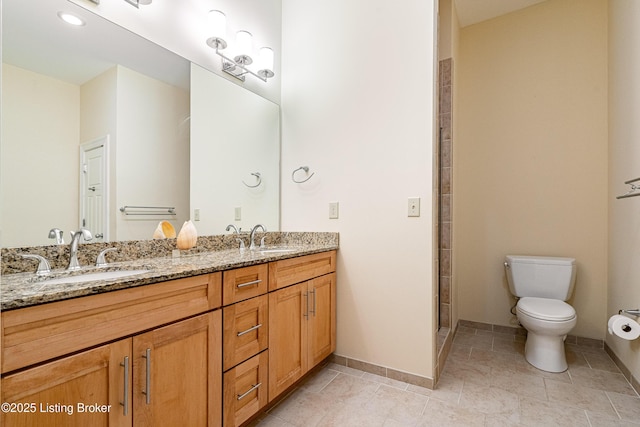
[79,135,111,241]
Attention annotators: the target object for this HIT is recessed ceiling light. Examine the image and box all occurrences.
[57,11,85,26]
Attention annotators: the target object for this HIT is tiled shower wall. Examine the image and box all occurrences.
[439,58,453,330]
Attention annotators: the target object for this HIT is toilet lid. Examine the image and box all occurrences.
[518,297,576,321]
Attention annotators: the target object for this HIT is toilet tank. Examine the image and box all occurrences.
[505,255,577,300]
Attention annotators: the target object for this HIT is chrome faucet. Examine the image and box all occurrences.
[67,228,93,270]
[249,224,266,250]
[226,224,245,250]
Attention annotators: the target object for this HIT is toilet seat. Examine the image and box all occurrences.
[517,297,576,322]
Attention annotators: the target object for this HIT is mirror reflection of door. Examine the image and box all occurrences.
[80,136,109,242]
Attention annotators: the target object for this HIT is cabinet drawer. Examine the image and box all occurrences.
[223,264,268,305]
[269,251,336,291]
[1,273,222,374]
[223,295,268,371]
[223,351,268,427]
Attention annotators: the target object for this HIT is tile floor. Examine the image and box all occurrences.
[249,326,640,426]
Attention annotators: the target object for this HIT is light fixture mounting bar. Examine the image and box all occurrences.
[215,48,267,82]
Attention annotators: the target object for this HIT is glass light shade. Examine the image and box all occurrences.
[258,47,275,78]
[208,10,226,39]
[235,31,253,60]
[259,47,274,71]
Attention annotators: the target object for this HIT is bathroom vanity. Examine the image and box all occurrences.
[0,237,337,427]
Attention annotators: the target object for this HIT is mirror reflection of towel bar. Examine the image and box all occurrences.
[119,206,176,215]
[616,177,640,199]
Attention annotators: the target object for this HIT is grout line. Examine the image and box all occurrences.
[584,409,594,427]
[456,380,465,405]
[603,391,624,421]
[419,397,430,417]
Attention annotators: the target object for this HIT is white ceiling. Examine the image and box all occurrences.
[2,0,190,88]
[454,0,548,27]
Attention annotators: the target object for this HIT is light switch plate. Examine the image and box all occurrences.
[408,197,420,217]
[329,202,339,219]
[234,207,242,221]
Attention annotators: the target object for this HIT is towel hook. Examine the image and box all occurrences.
[292,166,315,184]
[242,172,262,188]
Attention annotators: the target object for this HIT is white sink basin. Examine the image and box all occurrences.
[258,248,297,255]
[41,269,150,286]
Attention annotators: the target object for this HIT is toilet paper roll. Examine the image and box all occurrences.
[608,314,640,340]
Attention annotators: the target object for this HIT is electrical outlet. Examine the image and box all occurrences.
[194,208,200,221]
[408,197,420,217]
[234,207,242,221]
[329,202,339,219]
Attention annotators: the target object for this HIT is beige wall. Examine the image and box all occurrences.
[280,0,437,379]
[190,63,280,235]
[607,0,640,381]
[115,66,190,240]
[1,64,80,247]
[455,0,608,339]
[81,66,190,241]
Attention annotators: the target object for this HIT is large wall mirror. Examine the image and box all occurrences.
[1,0,280,248]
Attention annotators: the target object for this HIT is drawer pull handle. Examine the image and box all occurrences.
[237,323,263,337]
[120,356,129,416]
[237,383,262,400]
[237,279,262,289]
[142,348,151,404]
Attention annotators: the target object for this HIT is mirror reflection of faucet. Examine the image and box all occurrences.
[226,224,246,250]
[96,248,118,267]
[21,254,51,276]
[48,228,65,244]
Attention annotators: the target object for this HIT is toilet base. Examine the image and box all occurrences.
[524,331,568,373]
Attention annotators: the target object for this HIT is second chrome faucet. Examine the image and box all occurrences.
[249,224,266,250]
[67,228,93,270]
[226,224,267,251]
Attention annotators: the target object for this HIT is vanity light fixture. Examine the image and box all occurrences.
[57,12,86,26]
[206,10,275,82]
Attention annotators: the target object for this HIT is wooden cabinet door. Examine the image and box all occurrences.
[1,339,131,427]
[268,282,308,400]
[133,311,222,427]
[308,273,336,367]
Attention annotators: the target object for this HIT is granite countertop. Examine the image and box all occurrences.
[1,244,337,311]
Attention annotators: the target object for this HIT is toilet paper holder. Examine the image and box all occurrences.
[619,308,640,317]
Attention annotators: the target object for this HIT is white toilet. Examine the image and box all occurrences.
[504,255,577,372]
